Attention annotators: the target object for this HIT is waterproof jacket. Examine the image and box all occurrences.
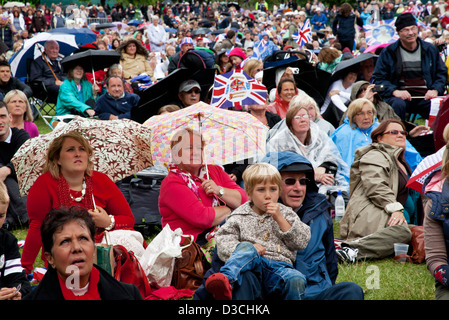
[295,191,336,299]
[372,38,448,99]
[340,142,407,240]
[55,78,94,116]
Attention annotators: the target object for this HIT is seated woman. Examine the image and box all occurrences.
[21,131,135,274]
[4,90,39,138]
[330,98,422,171]
[267,99,350,195]
[24,207,142,300]
[116,38,155,82]
[242,58,263,79]
[55,65,96,118]
[158,128,248,251]
[320,67,358,128]
[423,124,449,300]
[267,78,299,119]
[338,119,423,262]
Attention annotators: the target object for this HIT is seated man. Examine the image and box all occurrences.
[372,13,447,120]
[0,102,29,230]
[95,76,140,120]
[194,151,364,300]
[177,79,201,108]
[29,40,66,101]
[0,60,32,98]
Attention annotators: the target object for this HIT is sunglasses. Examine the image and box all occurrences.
[383,130,408,136]
[186,89,201,94]
[283,178,309,186]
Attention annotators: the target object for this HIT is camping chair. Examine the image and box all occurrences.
[26,59,58,130]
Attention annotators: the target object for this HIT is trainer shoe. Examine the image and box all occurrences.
[205,272,232,300]
[336,247,358,264]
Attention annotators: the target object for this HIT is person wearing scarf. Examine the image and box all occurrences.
[267,78,299,119]
[21,131,135,274]
[158,128,247,259]
[24,207,142,300]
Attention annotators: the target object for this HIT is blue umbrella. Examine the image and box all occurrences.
[47,27,97,47]
[128,19,142,27]
[10,32,78,79]
[164,27,177,33]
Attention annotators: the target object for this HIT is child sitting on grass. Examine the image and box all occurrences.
[205,163,311,300]
[0,181,31,300]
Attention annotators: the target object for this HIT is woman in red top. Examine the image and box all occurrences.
[158,128,247,247]
[21,131,135,274]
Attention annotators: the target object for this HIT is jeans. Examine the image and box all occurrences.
[385,96,430,120]
[220,242,307,300]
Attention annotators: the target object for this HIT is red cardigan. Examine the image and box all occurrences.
[22,171,135,274]
[158,165,248,242]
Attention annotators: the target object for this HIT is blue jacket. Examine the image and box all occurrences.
[330,117,423,172]
[295,191,336,299]
[372,38,448,99]
[95,91,140,120]
[311,13,327,30]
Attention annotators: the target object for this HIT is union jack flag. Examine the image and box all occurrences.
[363,19,399,46]
[292,19,312,48]
[211,69,267,110]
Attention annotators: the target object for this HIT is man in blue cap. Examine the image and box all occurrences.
[194,151,363,300]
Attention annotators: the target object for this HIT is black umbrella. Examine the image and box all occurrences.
[330,53,378,83]
[131,68,216,123]
[263,54,332,108]
[192,27,211,36]
[94,23,116,30]
[227,2,240,10]
[61,49,121,73]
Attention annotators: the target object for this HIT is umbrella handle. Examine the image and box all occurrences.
[36,44,59,82]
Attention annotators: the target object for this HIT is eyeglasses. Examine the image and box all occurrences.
[186,89,201,94]
[382,130,408,136]
[355,111,374,117]
[283,178,309,186]
[294,114,310,120]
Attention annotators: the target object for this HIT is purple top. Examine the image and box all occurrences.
[24,121,39,138]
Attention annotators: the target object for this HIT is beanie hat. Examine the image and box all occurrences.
[395,13,417,32]
[227,47,247,60]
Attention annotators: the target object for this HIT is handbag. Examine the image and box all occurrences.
[410,226,425,264]
[95,231,115,276]
[113,244,153,298]
[171,236,211,291]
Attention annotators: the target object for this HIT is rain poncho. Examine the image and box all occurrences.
[267,121,349,194]
[330,117,423,172]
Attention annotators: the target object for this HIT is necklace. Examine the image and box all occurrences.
[69,180,86,202]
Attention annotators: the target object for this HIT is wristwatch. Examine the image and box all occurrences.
[218,187,224,198]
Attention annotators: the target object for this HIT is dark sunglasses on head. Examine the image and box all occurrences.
[283,177,309,186]
[382,130,408,136]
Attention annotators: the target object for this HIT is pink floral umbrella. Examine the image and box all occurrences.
[12,117,153,196]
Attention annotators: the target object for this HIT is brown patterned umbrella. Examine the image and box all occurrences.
[12,116,153,196]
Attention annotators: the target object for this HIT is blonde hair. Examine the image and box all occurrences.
[347,98,376,129]
[243,58,263,78]
[242,163,282,197]
[4,90,34,122]
[0,180,9,205]
[44,131,94,179]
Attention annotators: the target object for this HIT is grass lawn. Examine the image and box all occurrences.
[21,114,435,300]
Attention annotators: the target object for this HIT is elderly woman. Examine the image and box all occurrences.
[23,207,142,300]
[267,78,299,119]
[337,119,423,262]
[21,132,135,274]
[116,38,155,82]
[423,124,449,300]
[5,90,39,138]
[331,98,423,170]
[55,64,96,118]
[158,128,248,248]
[267,99,350,194]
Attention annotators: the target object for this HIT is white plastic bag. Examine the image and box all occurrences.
[140,224,193,288]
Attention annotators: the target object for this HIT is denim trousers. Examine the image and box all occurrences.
[220,242,307,300]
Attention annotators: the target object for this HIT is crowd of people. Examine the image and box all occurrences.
[2,0,449,302]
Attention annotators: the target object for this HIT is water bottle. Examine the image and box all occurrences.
[335,190,345,222]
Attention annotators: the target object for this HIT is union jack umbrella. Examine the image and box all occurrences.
[211,69,267,109]
[406,146,444,193]
[292,19,312,48]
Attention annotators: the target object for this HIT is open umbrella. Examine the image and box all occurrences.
[143,101,268,167]
[9,32,78,79]
[47,27,97,47]
[131,68,215,123]
[406,146,444,193]
[3,1,25,8]
[11,117,153,197]
[330,53,378,83]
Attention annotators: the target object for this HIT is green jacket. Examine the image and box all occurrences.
[55,78,94,117]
